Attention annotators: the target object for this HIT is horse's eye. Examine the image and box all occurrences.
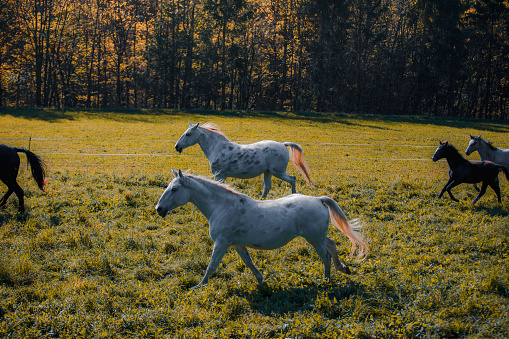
[171,187,178,192]
[185,133,190,136]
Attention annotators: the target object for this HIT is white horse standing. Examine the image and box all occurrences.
[174,122,312,198]
[465,135,509,191]
[156,169,368,289]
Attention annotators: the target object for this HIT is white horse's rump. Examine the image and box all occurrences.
[155,169,368,289]
[174,122,312,197]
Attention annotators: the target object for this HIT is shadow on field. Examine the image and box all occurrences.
[237,279,401,318]
[0,209,28,224]
[2,107,508,133]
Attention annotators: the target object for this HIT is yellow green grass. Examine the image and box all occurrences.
[0,108,508,338]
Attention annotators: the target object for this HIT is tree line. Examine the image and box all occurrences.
[1,0,508,118]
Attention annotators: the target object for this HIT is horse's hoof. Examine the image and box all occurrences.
[342,266,352,275]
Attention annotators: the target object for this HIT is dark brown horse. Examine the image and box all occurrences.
[0,144,46,212]
[432,141,509,204]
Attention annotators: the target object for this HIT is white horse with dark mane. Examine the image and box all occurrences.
[174,122,312,198]
[466,135,509,191]
[156,169,368,289]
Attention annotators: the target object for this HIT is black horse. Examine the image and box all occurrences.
[432,141,509,204]
[0,144,46,212]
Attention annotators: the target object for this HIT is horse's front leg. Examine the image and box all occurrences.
[233,245,264,284]
[445,180,460,202]
[437,178,453,199]
[192,241,228,289]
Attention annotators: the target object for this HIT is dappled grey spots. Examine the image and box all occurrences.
[174,122,311,197]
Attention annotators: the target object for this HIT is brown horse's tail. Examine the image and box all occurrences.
[284,142,312,187]
[319,196,368,261]
[499,165,509,182]
[15,147,47,191]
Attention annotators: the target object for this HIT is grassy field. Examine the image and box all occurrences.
[0,108,508,338]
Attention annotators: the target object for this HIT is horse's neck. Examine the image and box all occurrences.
[478,141,498,160]
[445,148,468,168]
[197,129,230,157]
[188,179,236,220]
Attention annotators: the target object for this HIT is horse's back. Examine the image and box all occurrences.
[464,160,502,183]
[256,194,329,225]
[214,140,289,178]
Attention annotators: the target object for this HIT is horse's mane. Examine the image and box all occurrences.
[478,137,497,151]
[201,122,228,139]
[444,142,465,159]
[185,173,240,196]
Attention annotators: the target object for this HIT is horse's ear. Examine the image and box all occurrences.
[188,121,193,127]
[469,134,474,139]
[177,169,190,185]
[172,169,179,178]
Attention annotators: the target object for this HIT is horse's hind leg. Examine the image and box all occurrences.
[307,239,332,280]
[273,171,296,194]
[0,188,14,207]
[233,245,264,284]
[472,182,488,204]
[261,171,272,198]
[488,180,502,203]
[12,181,25,212]
[325,237,351,274]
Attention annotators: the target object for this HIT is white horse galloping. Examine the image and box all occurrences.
[174,122,312,198]
[466,135,509,169]
[156,169,368,289]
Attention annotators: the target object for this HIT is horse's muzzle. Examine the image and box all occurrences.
[155,205,168,217]
[175,144,182,153]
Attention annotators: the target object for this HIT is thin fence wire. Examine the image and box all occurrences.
[0,136,437,161]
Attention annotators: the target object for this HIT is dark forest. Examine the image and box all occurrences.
[1,0,508,118]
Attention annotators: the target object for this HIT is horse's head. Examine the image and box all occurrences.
[155,169,192,217]
[432,141,449,162]
[175,122,200,153]
[465,135,480,156]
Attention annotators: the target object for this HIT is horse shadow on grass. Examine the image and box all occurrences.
[0,208,28,225]
[232,278,403,319]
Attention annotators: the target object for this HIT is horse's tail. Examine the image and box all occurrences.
[15,147,47,191]
[284,142,312,187]
[498,165,509,181]
[320,196,368,261]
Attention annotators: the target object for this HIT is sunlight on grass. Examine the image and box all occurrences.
[0,108,507,338]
